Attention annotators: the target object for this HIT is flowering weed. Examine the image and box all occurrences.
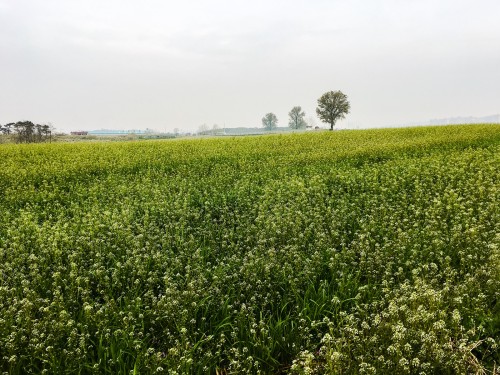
[0,125,499,374]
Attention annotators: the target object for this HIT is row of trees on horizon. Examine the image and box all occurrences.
[200,90,351,135]
[262,90,351,131]
[1,91,351,142]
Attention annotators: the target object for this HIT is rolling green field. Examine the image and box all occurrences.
[0,125,499,374]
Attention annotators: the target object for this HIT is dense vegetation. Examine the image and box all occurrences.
[0,121,53,144]
[0,125,499,374]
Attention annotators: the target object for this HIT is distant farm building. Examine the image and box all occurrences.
[70,131,88,136]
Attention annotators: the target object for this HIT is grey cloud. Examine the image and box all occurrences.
[0,0,499,132]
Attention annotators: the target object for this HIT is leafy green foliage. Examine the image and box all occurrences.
[1,121,52,143]
[316,91,350,130]
[0,125,499,374]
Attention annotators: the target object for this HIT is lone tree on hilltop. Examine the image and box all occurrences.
[288,106,307,129]
[316,90,350,130]
[262,112,278,131]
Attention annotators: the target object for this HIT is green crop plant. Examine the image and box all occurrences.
[0,124,499,374]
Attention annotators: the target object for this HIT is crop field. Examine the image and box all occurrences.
[0,125,499,374]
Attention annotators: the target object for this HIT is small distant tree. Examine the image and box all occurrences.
[288,106,307,129]
[316,90,350,130]
[42,124,51,139]
[13,121,27,143]
[262,113,278,131]
[35,123,44,142]
[44,123,53,142]
[211,124,220,135]
[4,123,14,134]
[198,124,209,135]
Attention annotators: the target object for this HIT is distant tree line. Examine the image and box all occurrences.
[263,90,351,131]
[0,121,52,143]
[197,123,225,136]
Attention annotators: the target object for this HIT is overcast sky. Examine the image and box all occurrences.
[1,0,499,132]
